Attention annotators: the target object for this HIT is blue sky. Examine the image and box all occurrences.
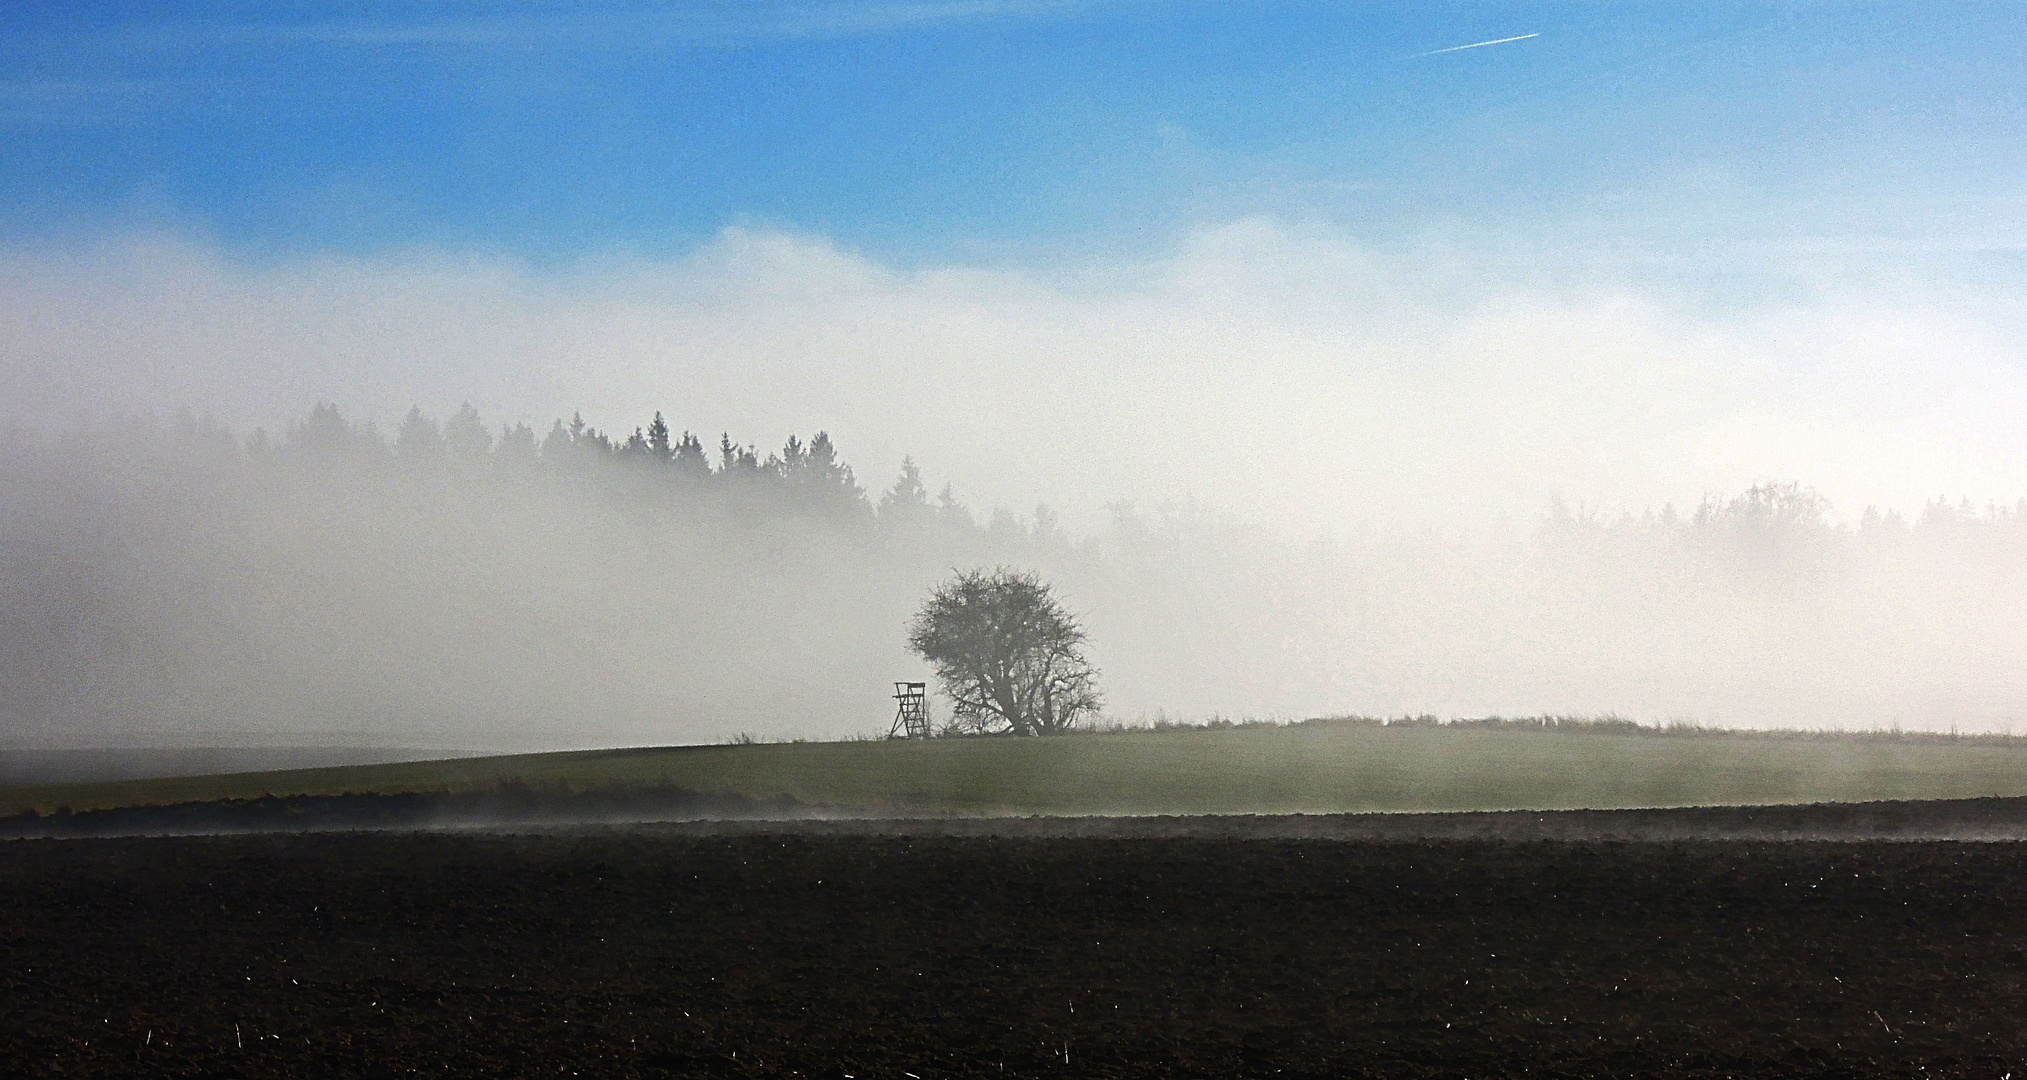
[6,1,2025,263]
[6,3,2027,534]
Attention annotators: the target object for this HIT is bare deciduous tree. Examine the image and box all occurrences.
[907,568,1101,736]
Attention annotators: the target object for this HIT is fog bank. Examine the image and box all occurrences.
[2,408,2022,749]
[7,225,2027,536]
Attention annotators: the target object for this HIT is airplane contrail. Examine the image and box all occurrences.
[1415,32,1539,58]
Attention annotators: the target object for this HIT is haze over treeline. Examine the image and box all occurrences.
[3,401,2024,751]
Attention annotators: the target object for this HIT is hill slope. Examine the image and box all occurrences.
[7,722,2027,819]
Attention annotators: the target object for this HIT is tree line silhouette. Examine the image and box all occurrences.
[20,400,2027,582]
[36,401,2027,566]
[237,401,1006,534]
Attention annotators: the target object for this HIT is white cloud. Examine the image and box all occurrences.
[4,220,2026,533]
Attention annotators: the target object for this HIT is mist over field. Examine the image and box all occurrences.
[8,2,2027,752]
[3,395,2024,751]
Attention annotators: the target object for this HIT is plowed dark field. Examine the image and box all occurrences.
[5,829,2026,1079]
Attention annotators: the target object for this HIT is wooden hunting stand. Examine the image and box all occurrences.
[890,681,930,738]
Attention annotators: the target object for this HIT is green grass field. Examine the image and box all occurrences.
[8,723,2027,818]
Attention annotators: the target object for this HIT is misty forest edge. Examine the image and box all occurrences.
[35,400,2025,538]
[12,400,2027,745]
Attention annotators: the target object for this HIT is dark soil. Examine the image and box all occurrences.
[5,829,2027,1079]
